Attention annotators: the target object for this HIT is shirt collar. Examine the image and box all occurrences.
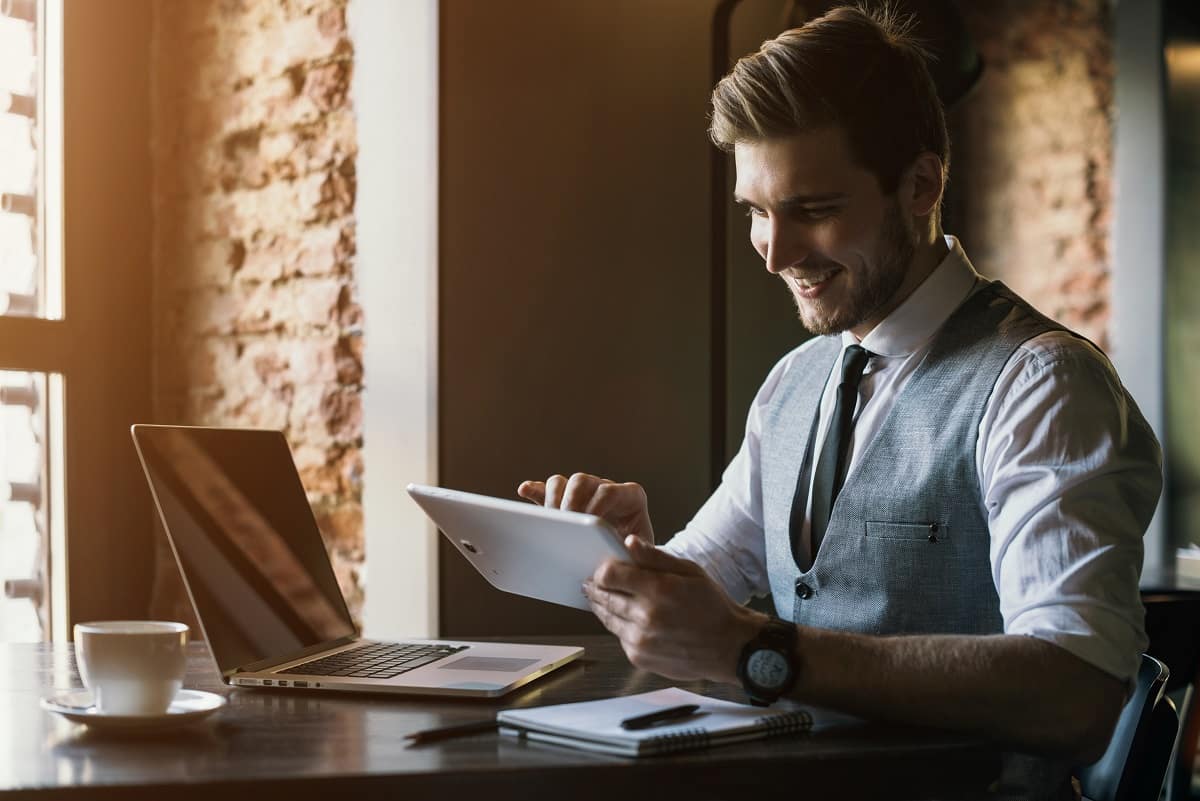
[842,235,981,359]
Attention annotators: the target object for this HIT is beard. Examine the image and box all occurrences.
[790,199,917,336]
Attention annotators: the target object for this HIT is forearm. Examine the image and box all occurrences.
[784,626,1125,763]
[585,535,1125,764]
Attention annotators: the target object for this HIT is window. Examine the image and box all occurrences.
[0,0,63,641]
[0,370,62,641]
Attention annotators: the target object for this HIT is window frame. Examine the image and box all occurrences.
[0,0,155,639]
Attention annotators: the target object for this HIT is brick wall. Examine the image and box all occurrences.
[149,0,363,625]
[950,0,1114,349]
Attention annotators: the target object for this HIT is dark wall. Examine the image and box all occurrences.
[723,1,815,459]
[440,0,725,636]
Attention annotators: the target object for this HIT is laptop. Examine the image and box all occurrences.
[130,424,582,698]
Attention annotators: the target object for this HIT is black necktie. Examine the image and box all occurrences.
[810,344,872,557]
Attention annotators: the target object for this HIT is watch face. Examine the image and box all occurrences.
[746,648,790,690]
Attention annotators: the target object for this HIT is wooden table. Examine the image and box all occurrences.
[0,635,1000,800]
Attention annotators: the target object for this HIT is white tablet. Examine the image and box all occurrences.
[406,483,630,611]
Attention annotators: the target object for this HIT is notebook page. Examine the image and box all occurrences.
[497,687,805,746]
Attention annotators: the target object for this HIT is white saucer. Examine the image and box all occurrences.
[41,688,227,732]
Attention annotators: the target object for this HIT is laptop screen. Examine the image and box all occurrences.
[133,426,356,675]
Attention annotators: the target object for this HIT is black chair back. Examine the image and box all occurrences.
[1078,654,1175,801]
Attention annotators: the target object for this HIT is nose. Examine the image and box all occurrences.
[754,217,810,275]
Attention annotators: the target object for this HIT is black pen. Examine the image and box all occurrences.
[404,718,497,746]
[619,703,701,730]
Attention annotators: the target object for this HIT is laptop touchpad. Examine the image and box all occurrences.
[441,657,539,672]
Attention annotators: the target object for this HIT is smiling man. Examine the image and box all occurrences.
[519,5,1161,797]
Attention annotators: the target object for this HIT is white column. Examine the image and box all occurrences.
[1112,0,1167,569]
[349,0,440,637]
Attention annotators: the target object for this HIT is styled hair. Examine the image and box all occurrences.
[709,4,950,195]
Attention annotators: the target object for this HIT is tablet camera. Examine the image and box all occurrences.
[460,540,479,555]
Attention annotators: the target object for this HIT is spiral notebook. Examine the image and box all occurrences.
[496,687,814,757]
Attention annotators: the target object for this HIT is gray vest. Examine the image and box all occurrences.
[761,282,1062,634]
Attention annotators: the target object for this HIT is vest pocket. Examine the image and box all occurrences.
[852,519,994,635]
[864,521,949,542]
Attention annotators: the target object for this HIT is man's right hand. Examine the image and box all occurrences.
[517,473,655,545]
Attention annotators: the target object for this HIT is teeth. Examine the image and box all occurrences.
[795,269,837,288]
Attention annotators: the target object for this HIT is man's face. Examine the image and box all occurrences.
[733,128,918,337]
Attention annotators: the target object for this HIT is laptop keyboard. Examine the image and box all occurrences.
[280,642,468,679]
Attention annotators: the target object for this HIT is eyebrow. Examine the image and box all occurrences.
[733,192,849,208]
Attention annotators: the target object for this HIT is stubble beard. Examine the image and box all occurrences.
[792,200,917,336]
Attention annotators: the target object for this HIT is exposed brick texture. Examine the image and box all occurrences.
[150,0,363,626]
[950,0,1114,349]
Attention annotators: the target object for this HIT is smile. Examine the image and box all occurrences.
[793,268,839,288]
[789,267,842,298]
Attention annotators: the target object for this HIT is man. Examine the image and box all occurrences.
[519,4,1161,791]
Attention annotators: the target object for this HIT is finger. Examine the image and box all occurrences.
[592,558,648,594]
[585,584,641,641]
[587,603,682,678]
[584,483,616,517]
[588,596,628,639]
[583,580,641,626]
[517,481,546,505]
[544,474,567,509]
[585,482,644,528]
[593,558,680,600]
[562,472,603,513]
[624,535,700,576]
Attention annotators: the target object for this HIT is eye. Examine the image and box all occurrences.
[742,205,767,219]
[800,206,839,220]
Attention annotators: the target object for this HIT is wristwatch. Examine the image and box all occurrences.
[736,616,799,706]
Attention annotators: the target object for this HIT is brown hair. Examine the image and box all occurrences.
[709,3,949,195]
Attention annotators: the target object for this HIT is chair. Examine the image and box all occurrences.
[1079,654,1181,801]
[1141,592,1200,801]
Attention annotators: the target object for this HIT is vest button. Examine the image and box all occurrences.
[794,581,813,600]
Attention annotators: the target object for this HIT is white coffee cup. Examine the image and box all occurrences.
[73,621,189,715]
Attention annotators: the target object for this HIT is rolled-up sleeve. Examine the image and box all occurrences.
[662,437,769,604]
[981,332,1162,683]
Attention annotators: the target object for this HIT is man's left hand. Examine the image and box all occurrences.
[584,536,768,683]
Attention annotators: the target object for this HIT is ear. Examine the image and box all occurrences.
[901,152,945,219]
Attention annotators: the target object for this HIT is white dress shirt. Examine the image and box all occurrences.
[664,236,1160,682]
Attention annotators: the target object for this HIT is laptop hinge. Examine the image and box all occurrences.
[230,634,360,678]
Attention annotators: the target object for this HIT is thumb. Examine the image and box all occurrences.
[624,535,699,576]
